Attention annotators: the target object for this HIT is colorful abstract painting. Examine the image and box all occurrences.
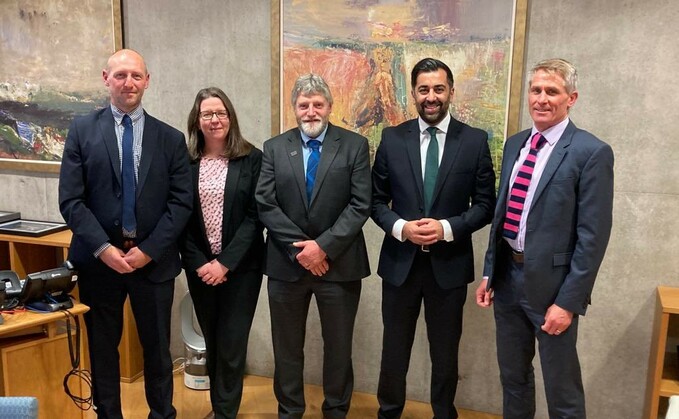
[281,0,517,168]
[0,0,119,166]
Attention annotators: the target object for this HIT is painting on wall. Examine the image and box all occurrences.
[275,0,527,170]
[0,0,122,173]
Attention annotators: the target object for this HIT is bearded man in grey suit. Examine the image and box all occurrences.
[476,58,614,419]
[256,74,371,419]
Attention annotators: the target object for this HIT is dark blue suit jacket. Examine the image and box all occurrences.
[372,117,496,289]
[59,106,193,282]
[483,121,614,315]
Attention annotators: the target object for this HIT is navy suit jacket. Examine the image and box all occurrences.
[483,121,614,315]
[59,106,193,282]
[372,117,496,289]
[255,123,371,282]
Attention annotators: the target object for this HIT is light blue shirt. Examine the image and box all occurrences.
[505,117,570,252]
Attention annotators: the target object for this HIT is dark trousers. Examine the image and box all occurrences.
[78,268,176,419]
[493,256,585,419]
[378,252,467,419]
[187,269,262,419]
[268,275,362,419]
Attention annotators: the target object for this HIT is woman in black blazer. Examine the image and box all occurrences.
[181,87,264,419]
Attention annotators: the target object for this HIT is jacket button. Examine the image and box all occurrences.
[114,220,120,226]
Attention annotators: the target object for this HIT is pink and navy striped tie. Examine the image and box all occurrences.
[502,132,547,239]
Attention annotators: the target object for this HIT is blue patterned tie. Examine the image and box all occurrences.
[121,114,136,234]
[423,126,439,215]
[305,139,321,205]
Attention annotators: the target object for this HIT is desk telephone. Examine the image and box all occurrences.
[0,270,23,310]
[0,263,78,315]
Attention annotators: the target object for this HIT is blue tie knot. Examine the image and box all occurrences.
[426,126,437,138]
[308,139,321,151]
[122,114,133,128]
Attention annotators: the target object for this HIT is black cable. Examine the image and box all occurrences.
[61,307,93,411]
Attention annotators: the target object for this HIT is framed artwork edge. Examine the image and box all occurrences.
[0,219,68,237]
[0,0,123,174]
[269,0,528,140]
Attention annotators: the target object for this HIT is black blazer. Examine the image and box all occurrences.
[483,122,614,315]
[372,117,495,289]
[255,123,371,282]
[180,147,264,275]
[59,106,193,282]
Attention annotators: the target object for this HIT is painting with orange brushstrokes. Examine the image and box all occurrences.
[281,0,516,170]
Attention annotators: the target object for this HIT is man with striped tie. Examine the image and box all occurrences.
[476,58,614,418]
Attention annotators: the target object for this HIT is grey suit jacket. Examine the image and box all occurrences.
[255,123,371,282]
[483,121,614,315]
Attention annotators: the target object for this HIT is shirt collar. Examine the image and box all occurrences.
[300,124,329,146]
[532,117,570,146]
[111,104,144,125]
[418,113,451,135]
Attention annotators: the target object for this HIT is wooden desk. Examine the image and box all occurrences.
[0,230,143,382]
[0,303,88,336]
[0,303,89,419]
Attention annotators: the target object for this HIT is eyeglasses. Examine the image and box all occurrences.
[200,111,229,120]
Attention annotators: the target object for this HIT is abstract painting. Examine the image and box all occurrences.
[276,0,525,170]
[0,0,122,172]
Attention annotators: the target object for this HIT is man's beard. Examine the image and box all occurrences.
[298,118,328,138]
[416,100,450,125]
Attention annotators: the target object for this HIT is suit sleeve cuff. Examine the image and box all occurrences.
[440,219,454,242]
[391,219,407,242]
[94,242,111,258]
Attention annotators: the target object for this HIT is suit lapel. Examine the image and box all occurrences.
[222,157,241,230]
[137,112,156,198]
[285,129,307,207]
[498,130,531,208]
[405,120,424,204]
[98,107,121,184]
[431,118,463,205]
[531,121,575,207]
[310,124,340,207]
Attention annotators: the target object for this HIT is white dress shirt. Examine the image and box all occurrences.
[392,114,454,242]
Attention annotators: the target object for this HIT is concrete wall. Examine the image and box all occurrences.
[1,1,677,417]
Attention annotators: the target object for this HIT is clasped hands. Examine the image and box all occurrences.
[293,240,328,276]
[99,244,152,274]
[403,218,443,245]
[197,259,229,286]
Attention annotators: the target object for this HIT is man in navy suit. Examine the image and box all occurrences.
[476,58,614,418]
[372,58,496,419]
[59,49,192,418]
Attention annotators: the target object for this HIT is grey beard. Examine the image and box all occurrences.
[299,120,327,138]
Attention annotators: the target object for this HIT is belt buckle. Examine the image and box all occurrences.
[421,245,430,253]
[123,238,137,250]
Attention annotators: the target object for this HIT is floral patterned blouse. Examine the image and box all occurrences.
[198,156,229,255]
